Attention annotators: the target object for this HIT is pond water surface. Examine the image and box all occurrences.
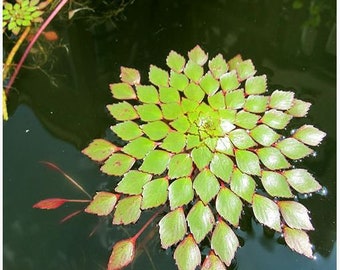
[3,0,336,269]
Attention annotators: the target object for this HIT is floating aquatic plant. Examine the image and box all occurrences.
[35,45,326,270]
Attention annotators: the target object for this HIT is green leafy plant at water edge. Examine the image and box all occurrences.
[35,45,326,270]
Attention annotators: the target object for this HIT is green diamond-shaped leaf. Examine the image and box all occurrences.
[235,149,261,176]
[170,116,190,133]
[261,171,293,198]
[184,82,205,103]
[283,227,313,258]
[269,90,294,110]
[141,178,168,209]
[236,59,256,81]
[120,66,140,85]
[110,83,136,100]
[278,201,314,230]
[85,192,118,216]
[244,95,268,113]
[168,153,193,179]
[286,99,311,117]
[208,92,226,110]
[191,145,213,170]
[181,98,199,113]
[216,187,243,227]
[234,110,260,129]
[174,235,201,270]
[210,153,233,183]
[220,70,240,91]
[115,170,152,195]
[160,132,186,153]
[225,89,245,109]
[250,124,281,146]
[186,134,201,150]
[208,54,228,79]
[252,194,281,232]
[107,238,135,270]
[188,45,208,65]
[215,137,235,156]
[107,102,139,121]
[169,70,189,91]
[187,201,215,243]
[112,195,142,225]
[135,85,159,104]
[257,147,291,170]
[122,137,156,159]
[229,129,257,149]
[142,121,170,141]
[228,54,243,70]
[276,138,313,159]
[245,75,267,95]
[293,125,326,146]
[184,60,204,83]
[135,104,163,122]
[202,252,226,270]
[168,177,194,210]
[159,207,187,249]
[101,154,135,176]
[211,220,239,266]
[193,169,220,204]
[111,121,143,141]
[283,169,322,193]
[161,103,183,120]
[82,139,118,162]
[139,150,171,174]
[166,50,186,72]
[230,168,256,203]
[149,65,169,87]
[200,71,220,95]
[261,109,293,129]
[159,86,180,103]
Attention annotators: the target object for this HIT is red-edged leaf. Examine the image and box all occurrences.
[33,198,67,209]
[84,192,119,216]
[107,238,136,270]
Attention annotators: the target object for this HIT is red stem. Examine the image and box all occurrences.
[5,0,69,95]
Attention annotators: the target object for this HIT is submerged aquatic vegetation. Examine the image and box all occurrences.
[35,45,326,269]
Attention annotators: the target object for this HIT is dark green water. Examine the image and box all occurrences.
[4,0,336,269]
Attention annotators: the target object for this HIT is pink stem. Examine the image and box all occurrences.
[5,0,69,95]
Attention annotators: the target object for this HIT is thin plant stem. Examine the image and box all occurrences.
[5,0,68,95]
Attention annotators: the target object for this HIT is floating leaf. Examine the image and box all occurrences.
[107,238,135,270]
[193,169,220,204]
[122,137,156,159]
[107,102,139,121]
[252,194,281,232]
[228,54,243,70]
[201,252,227,270]
[211,220,239,266]
[187,201,215,243]
[33,198,68,210]
[200,71,220,95]
[261,171,293,198]
[257,147,291,170]
[283,227,313,258]
[85,192,118,216]
[191,145,213,169]
[269,90,294,110]
[112,195,142,225]
[110,83,136,100]
[170,70,189,91]
[236,59,256,81]
[188,45,208,65]
[168,153,193,179]
[166,50,186,72]
[286,99,311,117]
[225,89,245,109]
[234,110,260,130]
[209,153,234,182]
[220,70,240,91]
[216,187,243,227]
[230,168,256,203]
[141,178,168,209]
[120,66,140,85]
[245,75,267,95]
[101,153,135,176]
[159,87,180,103]
[135,104,163,122]
[149,65,169,87]
[215,137,235,156]
[159,207,187,249]
[244,95,268,113]
[184,60,204,82]
[235,149,261,176]
[170,116,190,133]
[261,109,292,129]
[229,129,257,149]
[139,150,171,175]
[82,139,118,162]
[283,169,321,193]
[168,177,194,210]
[293,125,326,146]
[174,235,201,270]
[250,124,281,146]
[161,103,183,120]
[142,121,170,141]
[160,132,186,153]
[209,54,228,78]
[111,121,143,141]
[208,92,225,110]
[136,85,159,104]
[278,201,314,230]
[181,98,199,113]
[115,170,152,195]
[276,138,313,159]
[186,134,201,150]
